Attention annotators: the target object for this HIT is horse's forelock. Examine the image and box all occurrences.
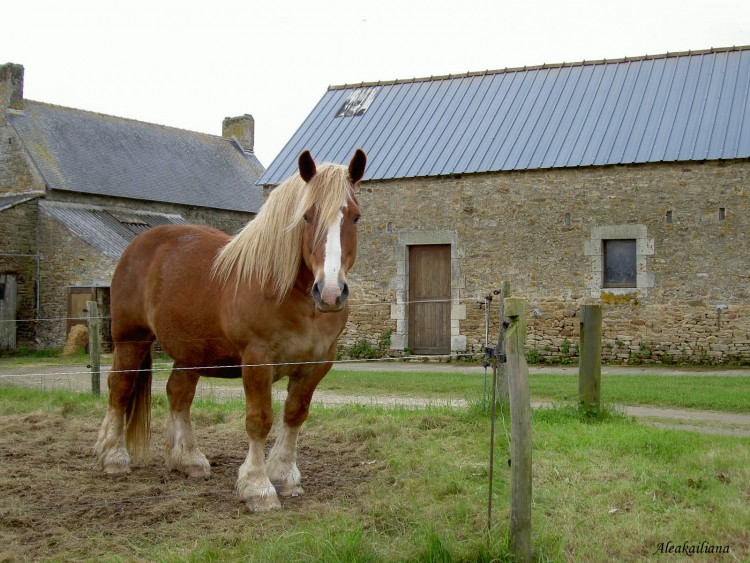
[212,161,354,300]
[292,163,355,246]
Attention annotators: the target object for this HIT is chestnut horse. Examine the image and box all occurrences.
[96,149,365,511]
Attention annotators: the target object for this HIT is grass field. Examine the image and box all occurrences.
[1,386,748,561]
[320,369,750,413]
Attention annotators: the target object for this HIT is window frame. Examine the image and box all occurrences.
[602,238,637,289]
[585,224,654,298]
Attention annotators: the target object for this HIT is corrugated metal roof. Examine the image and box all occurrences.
[257,46,750,185]
[10,101,265,212]
[40,200,187,260]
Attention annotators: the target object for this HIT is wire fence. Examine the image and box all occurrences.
[0,302,519,536]
[0,297,494,399]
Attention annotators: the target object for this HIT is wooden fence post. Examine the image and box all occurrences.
[495,281,510,405]
[87,300,101,396]
[579,304,602,413]
[505,298,532,562]
[487,281,511,532]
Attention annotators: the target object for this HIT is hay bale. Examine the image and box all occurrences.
[63,324,89,357]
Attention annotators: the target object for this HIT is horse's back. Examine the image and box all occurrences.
[111,224,230,344]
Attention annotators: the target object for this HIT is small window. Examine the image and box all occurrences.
[336,86,381,117]
[603,239,636,288]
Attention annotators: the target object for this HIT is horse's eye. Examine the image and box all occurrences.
[303,214,312,224]
[353,215,361,224]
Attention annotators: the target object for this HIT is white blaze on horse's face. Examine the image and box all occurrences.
[312,208,350,312]
[321,210,344,305]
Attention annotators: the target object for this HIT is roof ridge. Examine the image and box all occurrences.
[21,99,229,141]
[328,45,750,90]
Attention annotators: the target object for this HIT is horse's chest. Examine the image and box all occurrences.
[280,319,340,359]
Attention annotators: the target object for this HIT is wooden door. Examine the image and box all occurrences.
[408,245,451,354]
[67,287,94,334]
[0,274,17,351]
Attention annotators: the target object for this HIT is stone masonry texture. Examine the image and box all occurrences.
[342,159,749,364]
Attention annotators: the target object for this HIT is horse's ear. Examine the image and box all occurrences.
[348,149,367,184]
[298,150,317,183]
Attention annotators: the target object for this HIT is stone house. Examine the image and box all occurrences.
[0,63,264,350]
[258,46,750,364]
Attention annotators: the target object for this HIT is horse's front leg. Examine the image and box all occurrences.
[237,362,280,511]
[266,361,332,498]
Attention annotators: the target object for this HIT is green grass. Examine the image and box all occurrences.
[319,370,750,413]
[1,351,749,413]
[0,348,93,366]
[531,373,750,413]
[319,369,487,397]
[1,386,748,561]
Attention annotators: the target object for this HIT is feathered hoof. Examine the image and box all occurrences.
[275,483,304,498]
[245,493,282,512]
[166,450,210,478]
[100,448,131,475]
[184,463,211,479]
[103,460,131,475]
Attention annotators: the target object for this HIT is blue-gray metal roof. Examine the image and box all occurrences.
[257,46,750,185]
[10,101,265,212]
[40,200,187,260]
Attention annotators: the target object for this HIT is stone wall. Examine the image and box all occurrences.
[0,199,39,346]
[0,124,42,194]
[35,206,116,347]
[343,159,750,364]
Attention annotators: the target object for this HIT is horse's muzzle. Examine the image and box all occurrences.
[312,279,349,312]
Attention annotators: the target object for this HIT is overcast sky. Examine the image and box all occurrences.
[3,0,749,166]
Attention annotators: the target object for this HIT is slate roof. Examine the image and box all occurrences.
[258,46,750,185]
[40,200,187,260]
[9,101,264,212]
[0,192,42,212]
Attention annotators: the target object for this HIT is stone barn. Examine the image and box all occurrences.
[0,63,264,350]
[258,46,750,364]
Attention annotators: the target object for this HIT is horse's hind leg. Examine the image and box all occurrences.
[266,363,330,497]
[95,342,151,474]
[165,366,210,478]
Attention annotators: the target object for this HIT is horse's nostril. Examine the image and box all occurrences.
[312,282,322,302]
[341,282,349,299]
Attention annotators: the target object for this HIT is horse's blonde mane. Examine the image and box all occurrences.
[211,162,355,299]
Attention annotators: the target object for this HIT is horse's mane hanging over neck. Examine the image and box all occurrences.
[211,163,354,299]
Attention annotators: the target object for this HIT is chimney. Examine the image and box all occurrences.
[222,114,255,153]
[1,63,24,125]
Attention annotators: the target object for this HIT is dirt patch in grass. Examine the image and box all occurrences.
[0,411,377,561]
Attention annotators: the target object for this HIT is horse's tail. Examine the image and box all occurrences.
[125,347,152,462]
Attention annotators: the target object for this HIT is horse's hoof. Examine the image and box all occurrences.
[185,464,211,479]
[275,483,304,498]
[103,462,131,475]
[246,494,282,512]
